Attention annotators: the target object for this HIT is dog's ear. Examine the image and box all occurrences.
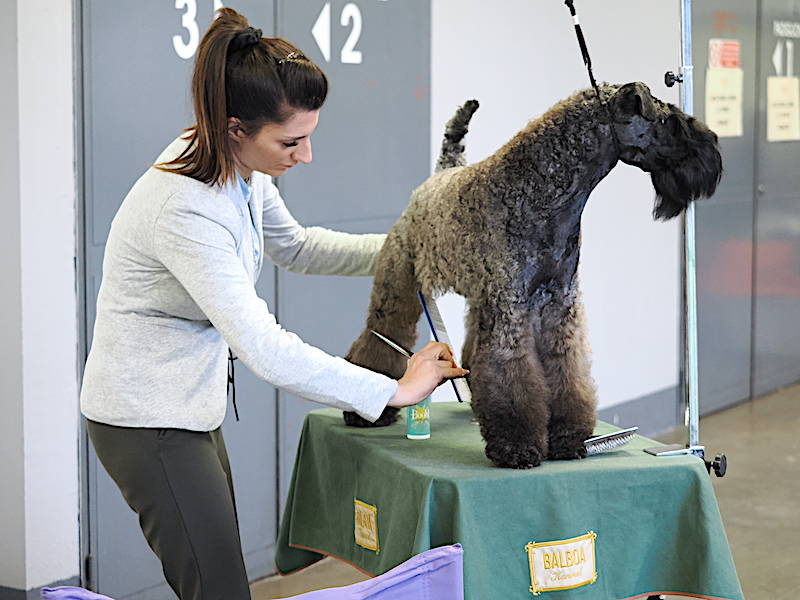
[614,82,657,120]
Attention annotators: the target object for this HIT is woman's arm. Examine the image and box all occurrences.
[153,191,394,422]
[260,181,387,276]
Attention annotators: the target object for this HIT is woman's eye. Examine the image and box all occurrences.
[282,141,299,148]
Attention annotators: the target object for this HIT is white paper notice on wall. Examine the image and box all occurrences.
[705,67,744,138]
[767,76,800,142]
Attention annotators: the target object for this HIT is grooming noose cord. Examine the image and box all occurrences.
[563,0,621,154]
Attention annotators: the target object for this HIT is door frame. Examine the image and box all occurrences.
[74,0,94,589]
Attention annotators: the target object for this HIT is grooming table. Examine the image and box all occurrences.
[275,404,743,600]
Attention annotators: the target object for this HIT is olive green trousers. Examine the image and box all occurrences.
[87,420,251,600]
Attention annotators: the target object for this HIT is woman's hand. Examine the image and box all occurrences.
[387,341,469,408]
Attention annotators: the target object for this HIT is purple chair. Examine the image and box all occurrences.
[41,588,114,600]
[41,544,464,600]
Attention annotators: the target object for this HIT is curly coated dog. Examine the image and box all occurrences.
[344,82,722,468]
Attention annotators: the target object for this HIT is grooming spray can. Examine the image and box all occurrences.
[406,396,431,440]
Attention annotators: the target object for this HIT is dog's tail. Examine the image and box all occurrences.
[436,99,479,172]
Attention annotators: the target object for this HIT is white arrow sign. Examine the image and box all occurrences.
[774,39,784,76]
[312,2,331,62]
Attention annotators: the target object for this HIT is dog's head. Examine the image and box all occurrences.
[609,82,722,219]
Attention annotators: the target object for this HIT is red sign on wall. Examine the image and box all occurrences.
[709,39,741,69]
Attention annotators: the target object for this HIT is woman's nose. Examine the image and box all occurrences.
[292,138,312,164]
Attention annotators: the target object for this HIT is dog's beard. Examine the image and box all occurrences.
[650,116,723,220]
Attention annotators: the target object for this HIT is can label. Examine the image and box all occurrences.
[406,396,431,439]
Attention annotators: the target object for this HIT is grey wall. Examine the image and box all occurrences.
[0,0,27,591]
[18,0,81,588]
[0,0,81,593]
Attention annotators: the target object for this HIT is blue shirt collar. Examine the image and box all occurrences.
[234,172,253,205]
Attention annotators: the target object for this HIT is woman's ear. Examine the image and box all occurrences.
[227,117,246,141]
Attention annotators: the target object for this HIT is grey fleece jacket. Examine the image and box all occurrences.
[80,135,397,431]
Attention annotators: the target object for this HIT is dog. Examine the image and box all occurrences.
[343,82,722,468]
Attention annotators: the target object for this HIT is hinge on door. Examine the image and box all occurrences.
[84,554,95,590]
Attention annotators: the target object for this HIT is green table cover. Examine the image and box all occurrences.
[276,404,743,600]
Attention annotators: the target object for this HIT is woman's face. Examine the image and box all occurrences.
[231,109,319,178]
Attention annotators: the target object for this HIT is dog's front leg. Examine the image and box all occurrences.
[538,296,597,460]
[460,300,479,373]
[469,305,551,468]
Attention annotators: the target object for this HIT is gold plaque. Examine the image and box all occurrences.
[354,499,379,553]
[525,531,597,595]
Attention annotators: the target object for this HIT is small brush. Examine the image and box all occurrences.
[583,426,639,456]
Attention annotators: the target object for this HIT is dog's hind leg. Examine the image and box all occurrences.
[343,230,421,427]
[468,303,551,468]
[538,296,597,460]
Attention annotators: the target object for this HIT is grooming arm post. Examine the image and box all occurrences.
[679,0,702,455]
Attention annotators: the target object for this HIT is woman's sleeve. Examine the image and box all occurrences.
[260,182,387,276]
[153,192,397,422]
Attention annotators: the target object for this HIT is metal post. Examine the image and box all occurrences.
[680,0,701,451]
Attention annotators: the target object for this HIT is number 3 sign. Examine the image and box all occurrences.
[173,0,224,60]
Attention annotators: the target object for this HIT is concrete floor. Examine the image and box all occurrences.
[251,558,370,599]
[251,385,800,600]
[657,385,800,600]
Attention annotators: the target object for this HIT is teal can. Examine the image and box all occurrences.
[406,396,431,440]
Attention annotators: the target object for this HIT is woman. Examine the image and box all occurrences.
[80,8,466,600]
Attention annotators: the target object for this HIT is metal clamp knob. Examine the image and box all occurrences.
[664,70,683,87]
[705,453,727,477]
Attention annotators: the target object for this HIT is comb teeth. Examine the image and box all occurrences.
[584,428,638,456]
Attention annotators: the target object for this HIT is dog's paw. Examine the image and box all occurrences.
[342,406,400,428]
[547,432,590,460]
[485,443,545,469]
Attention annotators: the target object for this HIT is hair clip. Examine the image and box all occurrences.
[229,27,262,54]
[277,51,300,64]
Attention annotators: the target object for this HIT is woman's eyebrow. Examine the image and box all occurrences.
[282,134,307,141]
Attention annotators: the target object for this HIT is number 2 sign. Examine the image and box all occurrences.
[312,2,364,64]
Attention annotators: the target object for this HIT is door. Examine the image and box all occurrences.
[692,1,800,413]
[80,2,278,598]
[80,1,432,598]
[692,3,758,414]
[752,0,800,396]
[272,0,431,508]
